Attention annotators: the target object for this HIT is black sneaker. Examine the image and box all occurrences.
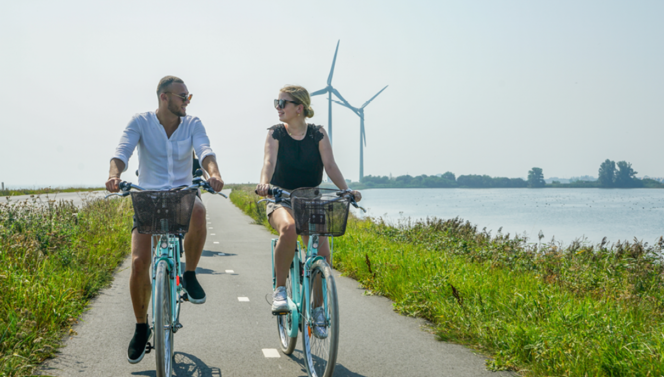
[127,323,151,364]
[182,271,206,304]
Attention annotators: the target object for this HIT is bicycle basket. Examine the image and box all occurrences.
[130,190,197,234]
[291,187,351,237]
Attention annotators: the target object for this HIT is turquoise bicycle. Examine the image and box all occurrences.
[259,187,364,377]
[106,171,226,377]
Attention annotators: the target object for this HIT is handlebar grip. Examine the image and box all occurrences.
[254,188,274,196]
[119,181,131,192]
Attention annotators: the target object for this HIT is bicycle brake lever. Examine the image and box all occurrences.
[350,201,367,213]
[104,192,128,199]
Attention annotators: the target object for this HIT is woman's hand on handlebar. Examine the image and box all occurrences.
[255,183,270,197]
[106,177,122,193]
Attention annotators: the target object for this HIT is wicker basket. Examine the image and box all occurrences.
[291,188,351,237]
[130,190,197,234]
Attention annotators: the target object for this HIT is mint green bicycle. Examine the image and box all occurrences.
[259,187,364,377]
[106,172,226,377]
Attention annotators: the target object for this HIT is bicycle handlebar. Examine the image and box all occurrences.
[255,186,365,213]
[105,179,227,199]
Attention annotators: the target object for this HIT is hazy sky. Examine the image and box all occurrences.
[1,1,663,187]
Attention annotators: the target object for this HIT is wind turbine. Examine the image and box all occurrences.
[310,40,354,147]
[331,85,388,181]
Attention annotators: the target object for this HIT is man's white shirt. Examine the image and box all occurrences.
[112,111,216,190]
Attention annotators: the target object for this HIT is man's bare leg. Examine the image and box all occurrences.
[184,196,206,271]
[129,230,152,323]
[127,229,153,363]
[182,196,207,304]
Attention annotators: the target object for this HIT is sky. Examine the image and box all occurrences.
[1,0,663,188]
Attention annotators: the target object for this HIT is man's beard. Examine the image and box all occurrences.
[168,99,186,117]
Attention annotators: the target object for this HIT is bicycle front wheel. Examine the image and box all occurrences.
[154,260,174,377]
[303,259,339,377]
[277,267,298,354]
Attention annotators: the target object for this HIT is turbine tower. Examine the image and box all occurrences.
[332,85,388,181]
[310,40,354,147]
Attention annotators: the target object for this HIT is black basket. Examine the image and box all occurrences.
[291,188,351,237]
[130,190,197,234]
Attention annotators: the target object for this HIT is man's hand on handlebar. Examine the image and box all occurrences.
[106,177,122,193]
[207,176,224,192]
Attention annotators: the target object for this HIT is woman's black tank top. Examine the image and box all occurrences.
[269,123,325,190]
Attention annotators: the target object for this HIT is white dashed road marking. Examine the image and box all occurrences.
[262,349,280,358]
[226,270,234,273]
[213,241,219,244]
[238,297,250,302]
[208,227,213,229]
[210,233,216,236]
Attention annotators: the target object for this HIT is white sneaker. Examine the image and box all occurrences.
[312,307,328,339]
[271,286,289,313]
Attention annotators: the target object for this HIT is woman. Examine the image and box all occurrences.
[256,85,362,322]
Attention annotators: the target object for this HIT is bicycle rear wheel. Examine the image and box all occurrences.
[276,269,298,354]
[154,260,174,377]
[303,259,339,377]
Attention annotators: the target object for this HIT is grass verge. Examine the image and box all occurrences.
[229,184,664,376]
[0,195,132,376]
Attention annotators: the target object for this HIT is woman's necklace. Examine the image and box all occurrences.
[287,123,307,138]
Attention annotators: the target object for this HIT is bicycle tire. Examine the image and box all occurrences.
[154,260,174,377]
[277,267,298,354]
[303,259,339,377]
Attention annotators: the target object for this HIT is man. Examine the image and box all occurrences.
[106,76,224,364]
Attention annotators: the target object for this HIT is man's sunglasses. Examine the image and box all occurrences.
[168,92,193,102]
[274,99,300,109]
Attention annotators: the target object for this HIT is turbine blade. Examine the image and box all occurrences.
[360,85,388,109]
[330,98,351,109]
[327,40,340,86]
[331,88,356,110]
[310,88,328,96]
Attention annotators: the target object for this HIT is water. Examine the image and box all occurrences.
[356,188,664,245]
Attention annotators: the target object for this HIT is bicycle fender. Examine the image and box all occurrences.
[286,297,299,338]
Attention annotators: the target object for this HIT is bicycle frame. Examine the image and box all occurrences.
[271,231,332,338]
[151,233,185,333]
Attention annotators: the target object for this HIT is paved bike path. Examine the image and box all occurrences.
[38,191,513,377]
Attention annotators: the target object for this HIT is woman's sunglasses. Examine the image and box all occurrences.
[274,99,300,109]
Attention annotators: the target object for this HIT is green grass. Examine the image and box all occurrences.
[0,187,104,197]
[229,184,664,376]
[0,195,132,376]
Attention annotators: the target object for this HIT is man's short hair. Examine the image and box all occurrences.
[156,76,184,96]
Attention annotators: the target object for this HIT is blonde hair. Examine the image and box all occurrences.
[280,85,315,118]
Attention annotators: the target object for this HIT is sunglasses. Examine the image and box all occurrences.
[274,99,300,109]
[168,92,193,102]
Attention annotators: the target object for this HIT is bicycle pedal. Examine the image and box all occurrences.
[180,293,189,302]
[145,342,153,354]
[272,310,290,316]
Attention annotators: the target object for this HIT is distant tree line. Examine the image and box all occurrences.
[359,172,527,188]
[354,159,664,189]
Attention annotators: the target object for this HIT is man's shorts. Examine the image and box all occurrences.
[131,190,202,232]
[266,199,292,218]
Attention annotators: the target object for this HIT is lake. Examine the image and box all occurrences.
[355,188,664,246]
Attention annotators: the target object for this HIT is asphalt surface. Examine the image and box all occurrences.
[37,190,513,377]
